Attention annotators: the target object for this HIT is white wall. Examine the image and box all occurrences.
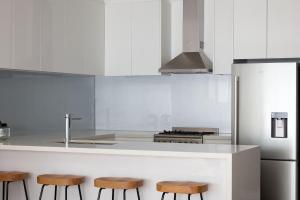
[95,74,231,133]
[0,71,95,132]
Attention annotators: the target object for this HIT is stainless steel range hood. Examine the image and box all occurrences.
[159,0,212,74]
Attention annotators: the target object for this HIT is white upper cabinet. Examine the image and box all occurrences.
[234,0,300,59]
[0,0,12,69]
[214,0,233,74]
[41,0,104,75]
[64,0,85,74]
[81,0,105,75]
[267,0,300,58]
[41,0,65,73]
[1,0,160,75]
[1,0,104,74]
[131,0,161,75]
[234,0,267,59]
[104,0,161,76]
[161,0,183,65]
[105,2,132,76]
[13,0,41,70]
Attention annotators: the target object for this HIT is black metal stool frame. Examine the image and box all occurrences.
[160,192,204,200]
[97,188,141,200]
[1,180,28,200]
[38,184,82,200]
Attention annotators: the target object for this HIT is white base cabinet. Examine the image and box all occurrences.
[0,146,260,200]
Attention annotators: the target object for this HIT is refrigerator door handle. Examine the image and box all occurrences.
[232,75,239,145]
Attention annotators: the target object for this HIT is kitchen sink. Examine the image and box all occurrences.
[56,140,117,145]
[56,133,153,145]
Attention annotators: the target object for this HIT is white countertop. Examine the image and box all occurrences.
[0,130,256,159]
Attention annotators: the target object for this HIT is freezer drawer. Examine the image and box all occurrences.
[261,160,297,200]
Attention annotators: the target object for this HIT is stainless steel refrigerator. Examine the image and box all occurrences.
[232,61,298,200]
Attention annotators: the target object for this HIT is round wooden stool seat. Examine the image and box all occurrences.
[0,171,29,182]
[37,174,85,186]
[157,181,208,194]
[0,171,29,200]
[94,177,143,189]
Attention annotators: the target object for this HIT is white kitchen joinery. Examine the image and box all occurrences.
[105,0,161,76]
[267,0,300,58]
[2,0,300,75]
[234,0,300,59]
[0,0,161,75]
[0,0,12,69]
[234,0,267,59]
[0,0,104,74]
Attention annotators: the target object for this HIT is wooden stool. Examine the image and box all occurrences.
[37,174,85,200]
[156,181,208,200]
[0,171,29,200]
[94,177,143,200]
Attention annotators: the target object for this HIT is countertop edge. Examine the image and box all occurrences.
[0,144,260,159]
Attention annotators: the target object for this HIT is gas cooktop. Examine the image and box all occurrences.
[154,127,219,144]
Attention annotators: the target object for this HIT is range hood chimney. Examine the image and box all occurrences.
[159,0,212,74]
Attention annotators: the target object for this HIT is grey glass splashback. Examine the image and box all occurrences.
[0,71,95,132]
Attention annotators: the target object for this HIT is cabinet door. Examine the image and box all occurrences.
[41,0,65,73]
[105,2,132,76]
[234,0,267,59]
[268,0,300,58]
[161,0,183,66]
[13,0,41,70]
[64,0,86,74]
[131,0,161,75]
[81,0,105,75]
[0,0,12,69]
[214,0,233,74]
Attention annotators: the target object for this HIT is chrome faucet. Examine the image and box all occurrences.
[65,113,82,147]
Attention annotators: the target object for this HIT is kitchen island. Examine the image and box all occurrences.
[0,133,260,200]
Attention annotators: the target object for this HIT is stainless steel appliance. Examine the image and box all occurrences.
[0,121,10,139]
[154,127,218,143]
[159,0,212,74]
[232,61,299,200]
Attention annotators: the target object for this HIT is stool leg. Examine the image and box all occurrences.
[65,186,69,200]
[97,188,104,200]
[174,193,177,200]
[136,188,140,200]
[54,186,57,200]
[78,185,82,200]
[111,189,115,200]
[5,182,10,200]
[22,180,29,200]
[200,193,203,200]
[39,185,47,200]
[188,194,191,200]
[2,182,5,200]
[161,192,167,200]
[123,189,127,200]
